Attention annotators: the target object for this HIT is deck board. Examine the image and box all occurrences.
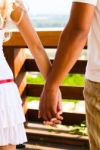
[21,123,89,150]
[17,142,89,150]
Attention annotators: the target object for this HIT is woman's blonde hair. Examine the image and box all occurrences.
[0,0,7,29]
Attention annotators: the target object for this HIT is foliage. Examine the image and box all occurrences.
[47,121,87,136]
[27,73,85,86]
[62,74,84,86]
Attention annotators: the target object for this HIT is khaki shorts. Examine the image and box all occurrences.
[83,79,100,150]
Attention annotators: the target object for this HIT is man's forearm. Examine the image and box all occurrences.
[45,25,88,89]
[44,2,95,89]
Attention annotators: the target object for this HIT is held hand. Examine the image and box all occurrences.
[43,93,63,127]
[49,98,63,126]
[39,86,63,125]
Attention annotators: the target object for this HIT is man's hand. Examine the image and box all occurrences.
[39,86,63,125]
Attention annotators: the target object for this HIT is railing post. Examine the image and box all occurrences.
[3,47,15,73]
[14,48,28,114]
[3,47,28,114]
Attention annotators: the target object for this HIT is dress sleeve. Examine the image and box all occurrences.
[72,0,97,6]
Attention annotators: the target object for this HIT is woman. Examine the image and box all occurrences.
[0,0,53,149]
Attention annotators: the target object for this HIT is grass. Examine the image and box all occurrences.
[27,73,85,86]
[47,121,87,136]
[27,73,45,85]
[62,74,84,86]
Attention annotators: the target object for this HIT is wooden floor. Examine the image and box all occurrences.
[17,142,89,150]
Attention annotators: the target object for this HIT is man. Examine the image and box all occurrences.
[39,0,100,149]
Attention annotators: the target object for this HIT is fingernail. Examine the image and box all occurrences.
[38,111,41,118]
[51,118,57,122]
[38,114,40,118]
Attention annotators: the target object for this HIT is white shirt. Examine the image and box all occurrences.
[73,0,100,82]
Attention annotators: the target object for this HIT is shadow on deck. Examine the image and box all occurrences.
[17,122,89,150]
[18,142,89,150]
[17,142,89,150]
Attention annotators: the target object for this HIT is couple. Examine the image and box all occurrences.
[0,0,99,150]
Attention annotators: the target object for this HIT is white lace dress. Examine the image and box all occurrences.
[0,2,27,146]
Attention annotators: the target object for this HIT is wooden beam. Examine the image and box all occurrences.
[25,59,87,74]
[26,84,84,100]
[3,31,87,48]
[3,30,61,48]
[26,109,85,125]
[3,47,15,74]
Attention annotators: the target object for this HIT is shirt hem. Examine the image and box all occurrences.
[85,73,100,83]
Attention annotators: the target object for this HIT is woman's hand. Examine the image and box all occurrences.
[39,85,63,126]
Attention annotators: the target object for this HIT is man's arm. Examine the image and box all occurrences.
[46,2,95,88]
[39,2,96,121]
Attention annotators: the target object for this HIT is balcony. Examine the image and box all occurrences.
[3,29,89,150]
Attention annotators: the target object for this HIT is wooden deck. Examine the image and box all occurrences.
[17,123,89,150]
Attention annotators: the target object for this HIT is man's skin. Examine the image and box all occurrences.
[39,2,96,123]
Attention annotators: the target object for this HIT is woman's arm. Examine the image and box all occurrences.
[10,1,62,123]
[10,1,51,79]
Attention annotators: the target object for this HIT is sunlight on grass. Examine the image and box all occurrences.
[27,99,85,113]
[47,121,87,136]
[27,73,85,86]
[27,73,45,84]
[62,74,84,86]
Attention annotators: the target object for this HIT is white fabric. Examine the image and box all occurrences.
[0,124,26,146]
[72,0,100,82]
[0,30,14,79]
[0,29,27,144]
